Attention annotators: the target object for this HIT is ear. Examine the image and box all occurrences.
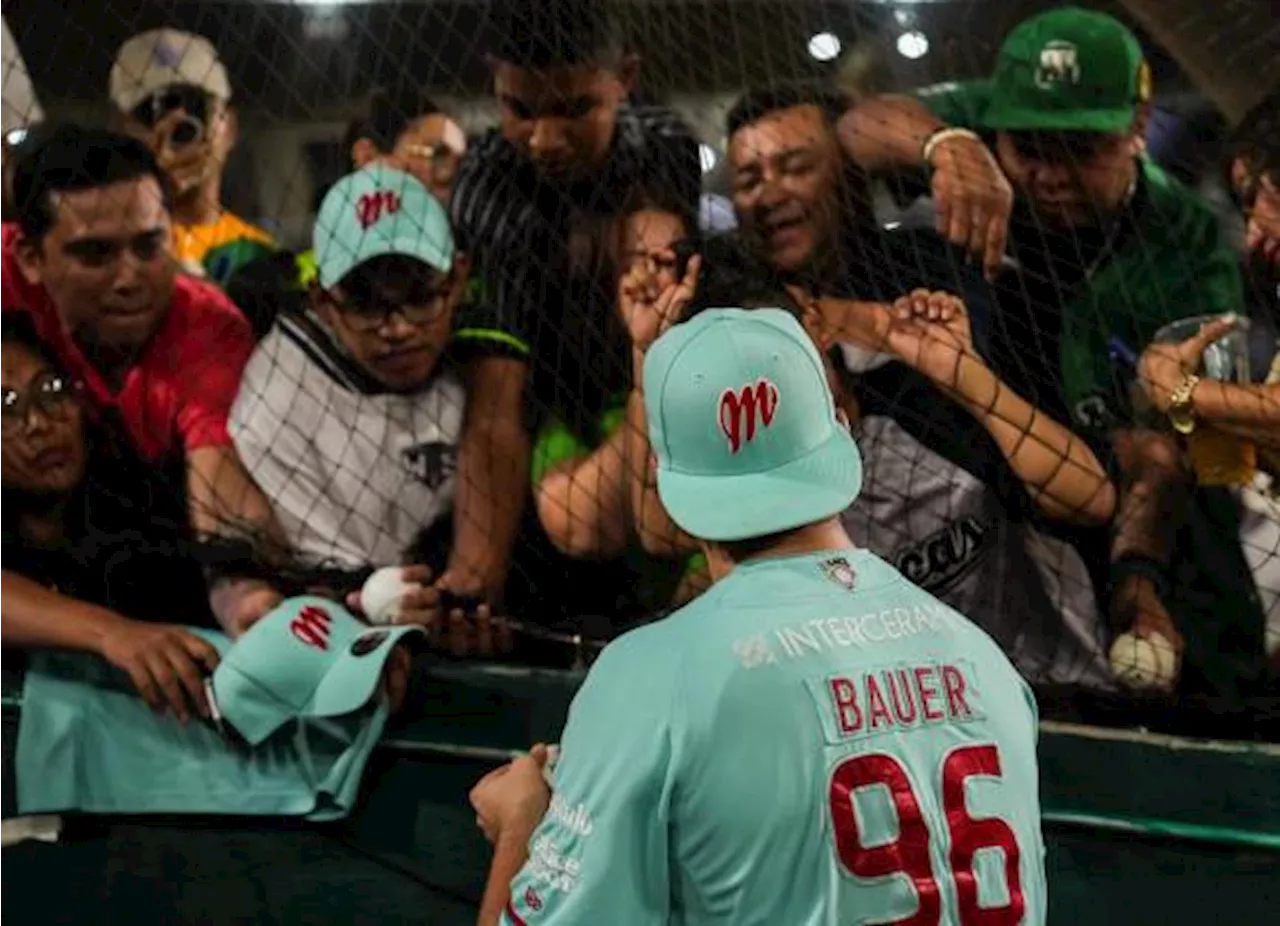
[12,231,44,286]
[1130,104,1152,155]
[309,284,335,324]
[614,54,641,97]
[221,104,240,149]
[448,254,472,301]
[1230,156,1252,196]
[442,118,468,156]
[351,138,380,170]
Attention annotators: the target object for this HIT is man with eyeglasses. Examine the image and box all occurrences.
[230,165,476,612]
[857,7,1248,693]
[110,28,275,285]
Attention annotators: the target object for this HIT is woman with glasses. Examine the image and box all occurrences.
[1,313,220,723]
[529,198,712,613]
[345,87,468,210]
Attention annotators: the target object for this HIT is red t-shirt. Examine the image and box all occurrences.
[1,223,254,462]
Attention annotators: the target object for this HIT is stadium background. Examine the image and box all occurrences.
[2,0,1279,923]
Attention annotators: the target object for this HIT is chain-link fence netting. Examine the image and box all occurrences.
[2,0,1277,735]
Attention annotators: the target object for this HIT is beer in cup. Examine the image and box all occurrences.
[1152,314,1256,487]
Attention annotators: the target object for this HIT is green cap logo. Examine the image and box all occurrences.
[1034,40,1081,90]
[983,7,1146,134]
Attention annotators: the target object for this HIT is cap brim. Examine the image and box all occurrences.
[308,625,423,720]
[210,666,291,747]
[657,426,862,542]
[318,234,452,289]
[983,105,1134,133]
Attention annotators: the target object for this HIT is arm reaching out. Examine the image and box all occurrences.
[443,356,530,599]
[886,291,1116,525]
[808,292,1116,524]
[2,570,220,722]
[621,254,702,557]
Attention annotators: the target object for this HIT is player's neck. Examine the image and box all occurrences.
[704,519,854,582]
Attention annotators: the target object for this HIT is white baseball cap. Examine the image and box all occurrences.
[109,28,231,114]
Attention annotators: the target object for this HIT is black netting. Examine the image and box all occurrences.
[2,0,1277,734]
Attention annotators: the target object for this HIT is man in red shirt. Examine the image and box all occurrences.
[2,125,284,642]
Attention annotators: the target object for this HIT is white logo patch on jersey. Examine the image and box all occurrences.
[732,633,778,669]
[821,556,858,590]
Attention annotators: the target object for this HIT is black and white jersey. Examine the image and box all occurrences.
[229,311,464,569]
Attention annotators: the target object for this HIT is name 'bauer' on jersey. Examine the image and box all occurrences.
[469,305,1048,925]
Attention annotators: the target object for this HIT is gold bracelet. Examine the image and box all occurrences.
[1166,373,1200,435]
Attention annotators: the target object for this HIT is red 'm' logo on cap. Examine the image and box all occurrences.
[718,378,779,454]
[290,605,333,651]
[356,190,401,230]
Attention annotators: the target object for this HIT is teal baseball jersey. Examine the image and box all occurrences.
[503,548,1046,925]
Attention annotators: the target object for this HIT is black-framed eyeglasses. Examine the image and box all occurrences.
[325,284,453,334]
[622,237,696,278]
[1,373,76,435]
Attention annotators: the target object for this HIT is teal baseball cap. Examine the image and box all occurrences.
[210,596,422,746]
[643,308,862,542]
[985,6,1150,133]
[313,163,455,289]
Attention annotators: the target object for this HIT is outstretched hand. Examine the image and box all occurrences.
[1138,315,1238,413]
[882,290,981,394]
[620,252,702,358]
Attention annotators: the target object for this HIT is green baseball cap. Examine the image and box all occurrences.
[985,6,1151,133]
[210,596,422,746]
[643,308,862,542]
[313,163,455,289]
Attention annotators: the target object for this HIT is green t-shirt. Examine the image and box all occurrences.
[918,80,1246,429]
[532,399,703,611]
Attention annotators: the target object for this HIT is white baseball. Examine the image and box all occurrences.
[359,567,421,626]
[1109,632,1178,690]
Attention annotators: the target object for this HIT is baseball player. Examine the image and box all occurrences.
[470,307,1047,925]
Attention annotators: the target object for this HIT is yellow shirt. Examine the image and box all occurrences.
[174,212,276,286]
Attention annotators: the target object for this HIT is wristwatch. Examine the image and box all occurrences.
[1166,373,1200,435]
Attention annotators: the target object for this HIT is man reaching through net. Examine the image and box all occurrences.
[470,308,1047,924]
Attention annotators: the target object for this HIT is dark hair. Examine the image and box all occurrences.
[223,250,310,339]
[0,312,64,374]
[343,87,445,165]
[1233,90,1278,182]
[618,186,699,257]
[11,124,172,241]
[489,0,625,69]
[726,82,851,139]
[717,529,798,565]
[685,235,802,321]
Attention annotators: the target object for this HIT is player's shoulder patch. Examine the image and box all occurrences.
[819,556,858,590]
